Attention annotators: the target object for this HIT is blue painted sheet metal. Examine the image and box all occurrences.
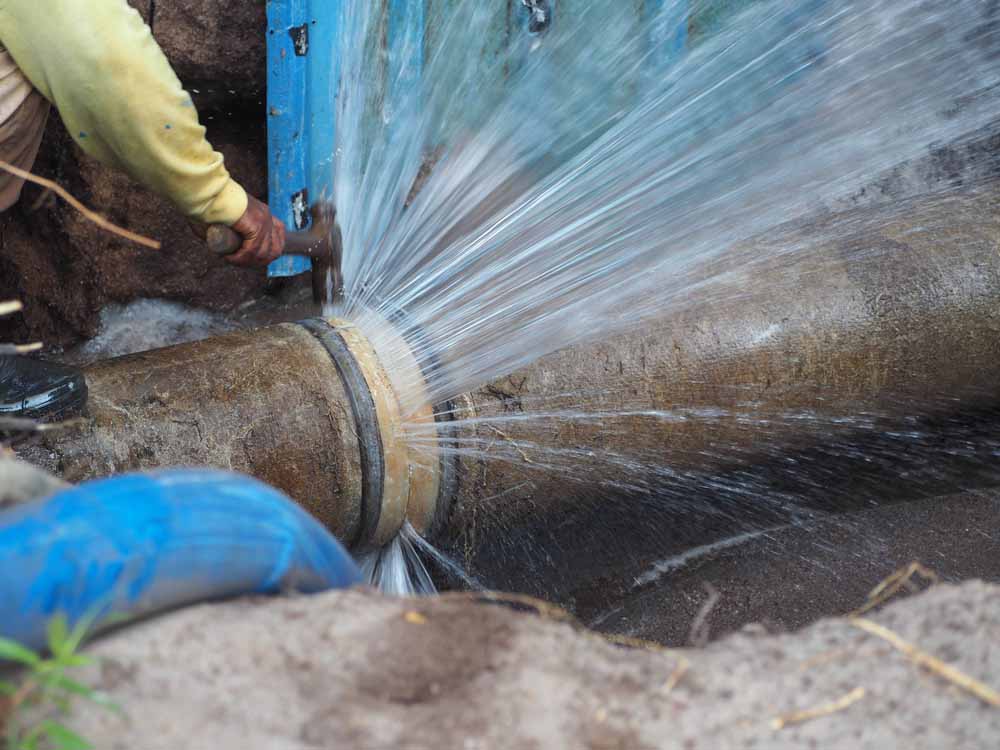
[645,0,689,70]
[266,0,319,277]
[0,470,361,650]
[387,0,424,115]
[507,0,549,79]
[306,1,339,209]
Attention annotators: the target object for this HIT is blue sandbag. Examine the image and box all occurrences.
[0,469,362,649]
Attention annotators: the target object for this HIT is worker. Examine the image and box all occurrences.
[0,0,286,421]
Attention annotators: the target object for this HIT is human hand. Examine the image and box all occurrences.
[225,195,287,267]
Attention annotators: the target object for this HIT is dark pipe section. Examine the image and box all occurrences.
[436,397,1000,621]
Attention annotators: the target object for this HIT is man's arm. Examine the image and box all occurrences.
[0,0,283,265]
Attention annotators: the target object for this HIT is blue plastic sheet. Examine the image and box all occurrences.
[0,470,360,649]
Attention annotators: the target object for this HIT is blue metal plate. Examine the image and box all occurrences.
[264,0,691,278]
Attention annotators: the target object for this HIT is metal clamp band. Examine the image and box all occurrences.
[327,318,411,548]
[354,296,456,538]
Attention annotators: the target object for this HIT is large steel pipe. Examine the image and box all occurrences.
[20,189,1000,556]
[21,318,442,552]
[446,188,1000,500]
[436,188,1000,591]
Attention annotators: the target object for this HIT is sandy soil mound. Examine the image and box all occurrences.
[54,581,1000,749]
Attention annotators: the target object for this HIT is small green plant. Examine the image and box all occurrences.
[0,614,117,750]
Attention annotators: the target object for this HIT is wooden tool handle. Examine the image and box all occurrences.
[205,223,331,259]
[206,224,243,255]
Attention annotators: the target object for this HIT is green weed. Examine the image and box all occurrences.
[0,614,118,750]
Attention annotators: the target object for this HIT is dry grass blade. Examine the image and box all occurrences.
[484,424,534,463]
[662,657,690,694]
[601,633,668,652]
[0,416,85,434]
[771,687,866,730]
[0,158,160,250]
[448,590,665,651]
[0,416,42,433]
[458,590,577,623]
[0,343,43,355]
[688,582,721,646]
[852,562,939,616]
[0,301,43,353]
[851,617,1000,707]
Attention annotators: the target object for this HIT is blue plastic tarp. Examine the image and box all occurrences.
[0,470,361,649]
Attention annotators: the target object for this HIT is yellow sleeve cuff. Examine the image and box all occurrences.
[201,179,249,227]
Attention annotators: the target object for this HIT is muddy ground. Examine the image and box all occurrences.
[588,488,1000,644]
[47,580,1000,750]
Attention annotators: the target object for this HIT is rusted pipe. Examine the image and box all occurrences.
[20,317,441,551]
[206,203,345,304]
[19,188,1000,555]
[434,188,1000,588]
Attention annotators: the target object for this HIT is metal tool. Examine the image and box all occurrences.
[206,203,343,304]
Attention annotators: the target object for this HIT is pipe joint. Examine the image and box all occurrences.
[300,316,442,550]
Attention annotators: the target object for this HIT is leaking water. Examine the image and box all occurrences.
[360,521,484,595]
[76,299,235,364]
[322,0,1000,597]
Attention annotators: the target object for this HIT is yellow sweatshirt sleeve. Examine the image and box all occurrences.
[0,0,248,225]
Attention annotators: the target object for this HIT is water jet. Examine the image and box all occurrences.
[20,189,1000,571]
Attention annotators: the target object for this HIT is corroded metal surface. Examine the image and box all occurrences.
[327,317,411,547]
[356,316,443,538]
[22,324,365,544]
[19,190,1000,569]
[19,316,443,551]
[439,189,1000,581]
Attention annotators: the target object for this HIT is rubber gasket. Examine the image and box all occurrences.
[299,318,384,550]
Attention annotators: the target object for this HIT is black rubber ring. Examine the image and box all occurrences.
[299,318,384,550]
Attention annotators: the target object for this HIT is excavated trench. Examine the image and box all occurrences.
[19,187,1000,644]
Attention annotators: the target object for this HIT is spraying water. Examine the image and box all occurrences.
[323,0,1000,593]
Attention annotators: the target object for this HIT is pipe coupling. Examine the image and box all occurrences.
[300,316,441,550]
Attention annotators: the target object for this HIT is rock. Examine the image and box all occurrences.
[53,581,1000,749]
